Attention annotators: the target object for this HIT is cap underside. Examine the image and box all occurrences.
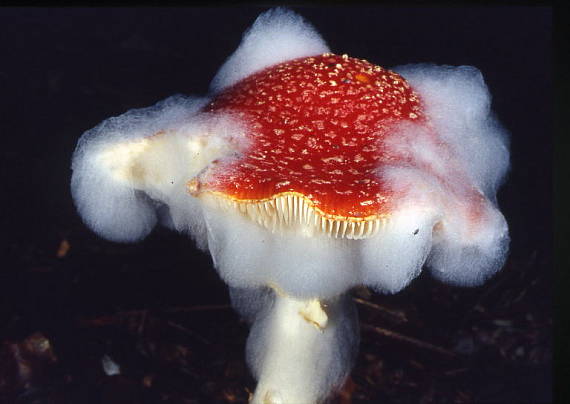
[200,190,389,240]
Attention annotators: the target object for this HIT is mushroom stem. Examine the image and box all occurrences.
[247,290,359,404]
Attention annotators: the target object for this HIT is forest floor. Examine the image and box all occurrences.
[1,226,552,404]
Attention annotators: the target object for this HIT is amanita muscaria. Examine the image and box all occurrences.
[71,8,510,403]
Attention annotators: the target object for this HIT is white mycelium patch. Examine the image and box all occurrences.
[390,64,510,286]
[71,95,248,249]
[209,7,330,93]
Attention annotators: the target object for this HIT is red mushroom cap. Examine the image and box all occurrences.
[199,54,425,219]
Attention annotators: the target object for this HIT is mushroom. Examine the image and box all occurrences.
[71,8,510,404]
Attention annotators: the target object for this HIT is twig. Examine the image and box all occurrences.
[353,297,408,323]
[361,323,458,358]
[444,368,469,376]
[166,320,212,345]
[119,304,232,316]
[76,304,232,329]
[162,304,232,313]
[137,309,148,336]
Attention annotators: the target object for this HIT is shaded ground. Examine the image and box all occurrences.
[0,226,552,403]
[1,7,552,404]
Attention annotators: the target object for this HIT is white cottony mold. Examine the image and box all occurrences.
[71,7,510,404]
[203,201,361,299]
[391,64,511,286]
[393,64,511,199]
[360,205,438,294]
[209,7,330,93]
[71,95,206,243]
[427,199,509,286]
[71,95,249,249]
[204,198,440,299]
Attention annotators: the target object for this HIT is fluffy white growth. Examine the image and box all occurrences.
[209,7,330,94]
[203,197,436,298]
[427,200,509,286]
[394,64,510,199]
[71,95,247,247]
[370,63,512,287]
[203,203,361,299]
[245,291,358,404]
[229,286,274,323]
[72,95,203,242]
[360,206,437,293]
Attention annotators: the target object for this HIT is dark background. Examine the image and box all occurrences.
[0,6,552,404]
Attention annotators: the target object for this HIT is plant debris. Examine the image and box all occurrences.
[0,234,552,403]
